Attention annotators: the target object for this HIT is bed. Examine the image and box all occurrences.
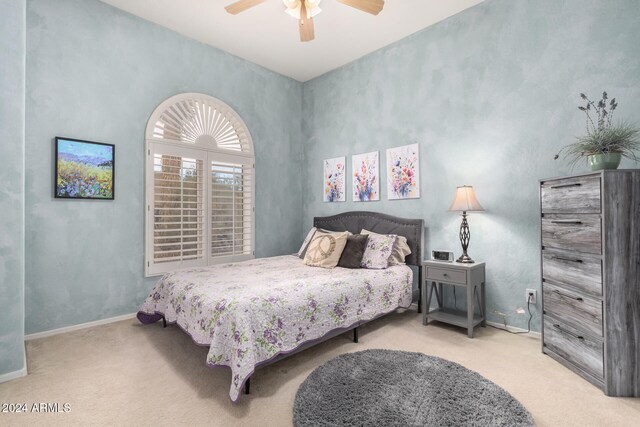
[137,211,424,402]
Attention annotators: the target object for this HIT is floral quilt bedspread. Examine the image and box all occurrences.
[137,255,413,401]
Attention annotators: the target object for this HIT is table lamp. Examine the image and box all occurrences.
[448,186,484,263]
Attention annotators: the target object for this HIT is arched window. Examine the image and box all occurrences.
[145,93,255,276]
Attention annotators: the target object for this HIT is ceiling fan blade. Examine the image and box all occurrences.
[224,0,267,15]
[299,1,315,42]
[299,17,315,42]
[336,0,384,15]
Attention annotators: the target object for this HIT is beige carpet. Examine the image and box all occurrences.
[1,310,638,426]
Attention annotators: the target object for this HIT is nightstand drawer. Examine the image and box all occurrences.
[543,283,603,337]
[541,175,601,214]
[425,266,466,285]
[542,248,602,296]
[541,214,601,254]
[543,316,604,381]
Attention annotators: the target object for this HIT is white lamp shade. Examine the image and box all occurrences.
[448,186,485,212]
[283,0,322,19]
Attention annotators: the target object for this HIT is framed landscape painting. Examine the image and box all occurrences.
[323,156,346,202]
[387,143,420,200]
[55,137,115,199]
[352,151,379,202]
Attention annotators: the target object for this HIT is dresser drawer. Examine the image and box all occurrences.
[541,214,601,254]
[541,175,601,214]
[425,267,466,285]
[543,283,603,337]
[543,316,604,381]
[542,249,602,296]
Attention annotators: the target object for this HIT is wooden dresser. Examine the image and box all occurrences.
[539,170,640,397]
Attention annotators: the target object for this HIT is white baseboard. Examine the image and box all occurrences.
[25,312,137,341]
[486,320,541,338]
[0,366,27,384]
[23,308,540,342]
[1,345,29,384]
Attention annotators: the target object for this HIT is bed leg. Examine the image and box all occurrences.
[162,316,167,328]
[353,327,359,343]
[417,267,423,313]
[245,377,250,395]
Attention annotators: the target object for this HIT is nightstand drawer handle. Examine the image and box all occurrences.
[551,220,583,225]
[553,323,584,341]
[551,256,583,263]
[552,289,583,302]
[550,183,582,189]
[442,273,448,277]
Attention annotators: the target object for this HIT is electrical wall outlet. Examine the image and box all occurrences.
[526,289,537,304]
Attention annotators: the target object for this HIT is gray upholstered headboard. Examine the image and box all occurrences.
[313,211,424,267]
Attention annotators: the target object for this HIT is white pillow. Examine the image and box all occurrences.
[361,229,412,265]
[303,231,349,268]
[298,227,317,258]
[360,233,397,269]
[299,227,354,258]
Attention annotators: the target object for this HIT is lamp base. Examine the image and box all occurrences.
[456,212,475,263]
[456,253,475,264]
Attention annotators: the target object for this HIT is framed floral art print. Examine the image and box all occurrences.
[386,143,420,200]
[352,151,379,202]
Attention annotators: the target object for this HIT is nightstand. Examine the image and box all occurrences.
[421,260,486,338]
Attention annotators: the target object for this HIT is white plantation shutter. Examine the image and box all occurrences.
[145,94,254,277]
[152,155,204,262]
[147,145,207,275]
[147,93,252,153]
[210,157,254,262]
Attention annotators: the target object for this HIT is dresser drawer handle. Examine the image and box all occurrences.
[552,289,583,302]
[550,183,582,189]
[553,323,585,341]
[442,273,448,277]
[551,256,583,263]
[551,220,583,225]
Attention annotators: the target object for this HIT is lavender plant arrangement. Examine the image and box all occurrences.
[555,91,640,170]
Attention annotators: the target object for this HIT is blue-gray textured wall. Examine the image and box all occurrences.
[24,0,303,334]
[0,0,27,376]
[301,0,640,330]
[16,0,640,338]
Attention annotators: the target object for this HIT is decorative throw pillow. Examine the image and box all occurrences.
[298,227,318,258]
[303,231,349,268]
[360,233,397,269]
[361,229,412,265]
[338,234,369,269]
[299,228,354,259]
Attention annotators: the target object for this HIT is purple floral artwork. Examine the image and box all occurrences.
[387,143,420,200]
[55,137,114,199]
[352,151,379,202]
[323,157,346,202]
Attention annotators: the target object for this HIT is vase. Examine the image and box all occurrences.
[587,152,622,171]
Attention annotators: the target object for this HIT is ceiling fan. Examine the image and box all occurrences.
[224,0,385,42]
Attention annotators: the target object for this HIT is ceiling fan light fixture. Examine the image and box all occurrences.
[283,0,321,20]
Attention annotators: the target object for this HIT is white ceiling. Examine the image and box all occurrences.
[101,0,484,82]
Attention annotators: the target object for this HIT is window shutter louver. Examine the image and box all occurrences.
[153,154,205,264]
[210,161,253,259]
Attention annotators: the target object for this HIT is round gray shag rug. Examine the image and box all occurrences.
[293,349,534,427]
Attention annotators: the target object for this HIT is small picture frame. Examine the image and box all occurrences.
[54,137,115,199]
